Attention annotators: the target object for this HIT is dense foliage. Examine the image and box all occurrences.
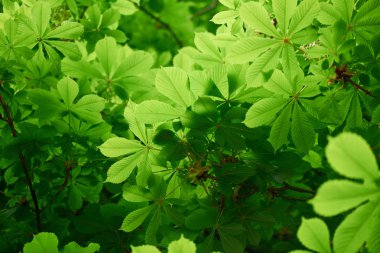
[0,0,379,252]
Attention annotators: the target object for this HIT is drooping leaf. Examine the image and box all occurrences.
[297,217,331,253]
[105,151,144,183]
[121,205,155,232]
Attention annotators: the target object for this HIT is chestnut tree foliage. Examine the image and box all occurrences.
[0,0,379,252]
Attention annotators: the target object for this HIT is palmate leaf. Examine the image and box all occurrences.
[45,22,84,39]
[135,100,183,124]
[47,41,82,61]
[95,37,118,78]
[105,151,144,183]
[124,101,148,144]
[332,0,354,23]
[281,44,299,83]
[244,98,288,128]
[113,51,154,79]
[239,2,279,37]
[297,218,331,253]
[57,77,79,108]
[155,67,192,108]
[318,3,341,25]
[168,235,197,253]
[268,102,293,151]
[263,69,293,96]
[272,0,297,33]
[123,185,155,202]
[99,137,144,157]
[310,180,380,216]
[291,102,315,153]
[121,205,156,232]
[31,1,51,37]
[325,132,379,181]
[288,0,320,36]
[227,37,280,64]
[23,232,58,253]
[333,200,380,253]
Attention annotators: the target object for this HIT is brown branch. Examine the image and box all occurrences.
[0,91,42,232]
[349,80,375,97]
[192,0,219,19]
[269,183,315,200]
[131,1,184,47]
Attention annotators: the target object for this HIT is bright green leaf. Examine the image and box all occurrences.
[99,137,144,157]
[297,217,331,253]
[121,205,155,232]
[23,232,58,253]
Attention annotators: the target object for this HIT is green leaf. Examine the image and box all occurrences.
[113,51,153,79]
[68,185,83,211]
[95,37,118,78]
[227,37,280,64]
[272,0,297,33]
[63,242,100,253]
[288,0,320,36]
[135,100,183,124]
[297,218,331,253]
[333,0,354,23]
[57,77,79,108]
[239,2,279,37]
[240,2,279,37]
[268,102,293,151]
[168,235,196,253]
[185,209,216,230]
[246,44,283,85]
[281,44,299,82]
[121,205,155,232]
[106,151,143,183]
[345,93,363,129]
[368,211,380,253]
[333,200,380,253]
[29,89,66,120]
[264,69,293,96]
[155,67,192,108]
[45,22,83,39]
[309,180,380,216]
[291,102,315,153]
[123,185,155,202]
[99,137,144,157]
[131,245,161,253]
[23,232,58,253]
[326,132,380,181]
[47,41,82,60]
[244,98,288,127]
[31,2,51,37]
[124,101,147,143]
[62,58,101,79]
[194,32,222,60]
[218,230,245,253]
[71,95,105,124]
[318,3,341,25]
[112,0,138,16]
[145,207,161,244]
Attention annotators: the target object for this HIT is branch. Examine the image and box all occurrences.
[131,1,184,47]
[0,91,42,232]
[269,183,315,201]
[349,80,375,97]
[192,0,219,19]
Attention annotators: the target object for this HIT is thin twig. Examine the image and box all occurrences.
[192,0,219,19]
[349,80,375,97]
[0,91,42,232]
[130,1,184,47]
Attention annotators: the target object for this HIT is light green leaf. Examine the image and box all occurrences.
[57,77,79,108]
[106,151,143,184]
[145,207,161,244]
[209,64,229,99]
[291,102,315,153]
[71,95,105,124]
[135,100,183,124]
[114,51,153,79]
[112,0,138,16]
[297,217,331,253]
[239,2,279,37]
[99,137,144,157]
[246,44,283,86]
[272,0,297,33]
[194,32,222,60]
[353,0,380,23]
[168,235,196,253]
[95,37,118,78]
[318,3,341,25]
[124,101,147,143]
[121,205,155,232]
[136,150,153,186]
[281,44,299,83]
[45,22,83,39]
[29,89,66,120]
[131,245,160,253]
[155,67,191,108]
[62,58,102,79]
[326,132,379,181]
[345,93,363,129]
[309,180,380,216]
[268,102,292,151]
[368,210,380,253]
[245,98,288,128]
[264,69,293,96]
[31,1,51,37]
[333,0,354,23]
[23,232,58,253]
[47,41,82,60]
[288,0,320,36]
[123,185,155,202]
[211,10,239,24]
[333,200,380,253]
[63,242,100,253]
[227,37,280,64]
